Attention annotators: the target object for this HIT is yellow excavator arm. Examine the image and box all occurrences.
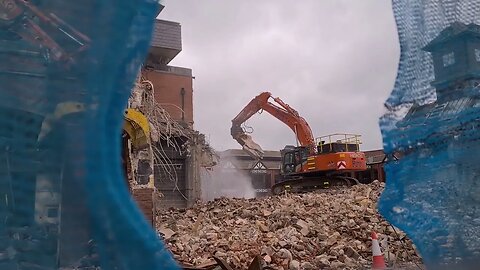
[123,109,151,150]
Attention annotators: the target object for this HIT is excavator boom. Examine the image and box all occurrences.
[231,92,315,159]
[230,92,270,159]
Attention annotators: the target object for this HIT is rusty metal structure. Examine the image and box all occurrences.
[0,0,90,65]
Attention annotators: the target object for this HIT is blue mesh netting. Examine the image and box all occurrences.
[379,0,480,269]
[0,0,179,269]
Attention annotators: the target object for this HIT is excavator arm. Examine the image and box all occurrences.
[0,0,90,64]
[231,92,315,159]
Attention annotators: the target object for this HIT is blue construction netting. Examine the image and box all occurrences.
[379,0,480,269]
[0,0,179,269]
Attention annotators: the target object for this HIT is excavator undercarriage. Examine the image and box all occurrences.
[271,175,359,195]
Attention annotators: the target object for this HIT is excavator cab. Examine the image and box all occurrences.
[280,146,309,175]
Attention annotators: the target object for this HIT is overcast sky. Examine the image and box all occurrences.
[160,0,400,151]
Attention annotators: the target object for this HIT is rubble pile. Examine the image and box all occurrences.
[157,181,422,269]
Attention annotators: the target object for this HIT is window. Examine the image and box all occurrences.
[475,48,480,62]
[443,52,455,67]
[284,153,294,164]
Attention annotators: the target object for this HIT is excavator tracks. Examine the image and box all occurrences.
[271,176,360,195]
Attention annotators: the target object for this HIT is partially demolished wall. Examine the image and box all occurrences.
[127,70,218,211]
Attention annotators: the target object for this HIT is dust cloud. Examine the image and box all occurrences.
[200,158,256,201]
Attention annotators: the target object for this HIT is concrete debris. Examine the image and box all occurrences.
[213,256,235,270]
[157,181,422,269]
[159,227,176,240]
[263,255,272,264]
[129,73,217,211]
[288,260,300,270]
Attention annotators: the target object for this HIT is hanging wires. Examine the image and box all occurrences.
[129,73,193,199]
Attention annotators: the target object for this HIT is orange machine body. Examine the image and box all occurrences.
[300,152,367,174]
[280,133,367,178]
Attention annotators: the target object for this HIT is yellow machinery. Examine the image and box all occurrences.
[123,108,151,150]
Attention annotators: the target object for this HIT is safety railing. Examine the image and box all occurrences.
[315,133,362,153]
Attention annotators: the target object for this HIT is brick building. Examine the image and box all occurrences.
[144,19,194,127]
[142,15,213,209]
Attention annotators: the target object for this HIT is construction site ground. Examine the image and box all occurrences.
[156,181,424,270]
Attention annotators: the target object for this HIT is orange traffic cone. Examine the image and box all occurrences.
[371,231,386,270]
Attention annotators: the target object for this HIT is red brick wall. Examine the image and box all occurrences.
[142,70,193,126]
[131,188,154,226]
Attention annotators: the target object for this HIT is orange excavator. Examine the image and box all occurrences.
[231,92,367,194]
